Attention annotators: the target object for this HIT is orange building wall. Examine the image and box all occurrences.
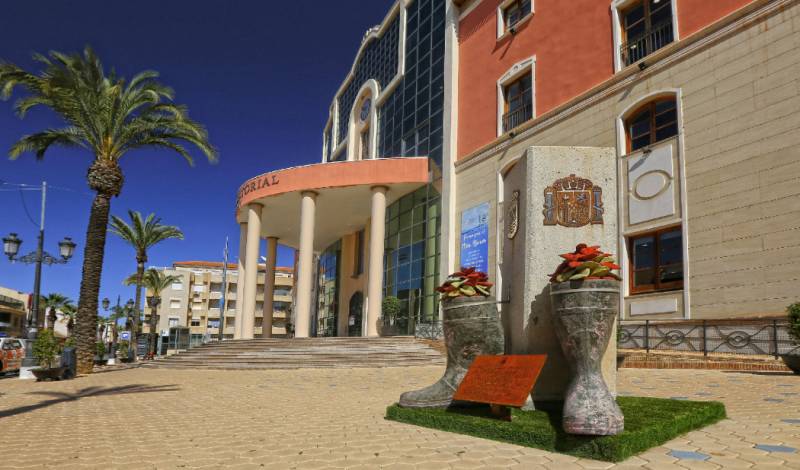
[677,0,754,38]
[457,0,757,160]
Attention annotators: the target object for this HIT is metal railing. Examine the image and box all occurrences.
[620,20,674,67]
[619,319,800,358]
[502,103,533,133]
[414,321,443,340]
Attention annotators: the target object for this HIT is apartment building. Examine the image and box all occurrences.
[143,261,293,342]
[0,286,29,338]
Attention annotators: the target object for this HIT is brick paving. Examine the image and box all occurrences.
[0,366,798,469]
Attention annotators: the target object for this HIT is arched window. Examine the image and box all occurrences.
[625,96,677,152]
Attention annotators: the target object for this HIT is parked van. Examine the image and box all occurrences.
[0,338,25,375]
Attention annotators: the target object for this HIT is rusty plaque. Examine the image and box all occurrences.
[453,355,547,408]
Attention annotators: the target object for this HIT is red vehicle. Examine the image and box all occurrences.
[0,338,25,375]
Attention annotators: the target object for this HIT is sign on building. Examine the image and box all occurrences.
[460,202,490,273]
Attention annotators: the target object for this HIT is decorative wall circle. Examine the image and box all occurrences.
[632,169,672,200]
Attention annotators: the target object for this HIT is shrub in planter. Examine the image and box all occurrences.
[380,296,402,336]
[549,244,623,436]
[117,340,130,361]
[32,329,66,381]
[781,302,800,374]
[95,341,106,364]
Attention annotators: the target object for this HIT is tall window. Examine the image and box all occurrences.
[502,72,533,132]
[353,229,365,277]
[317,241,340,337]
[629,227,683,294]
[503,0,532,31]
[620,0,674,66]
[626,97,677,152]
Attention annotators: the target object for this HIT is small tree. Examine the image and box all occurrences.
[32,329,60,369]
[382,296,401,324]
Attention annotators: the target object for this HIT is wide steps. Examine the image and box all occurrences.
[144,336,445,370]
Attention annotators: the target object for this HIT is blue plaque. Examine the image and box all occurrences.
[460,202,490,273]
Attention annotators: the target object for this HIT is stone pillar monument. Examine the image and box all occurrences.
[500,146,618,401]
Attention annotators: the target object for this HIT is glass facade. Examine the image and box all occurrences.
[383,185,441,334]
[379,0,446,167]
[336,17,400,147]
[316,241,340,337]
[327,0,446,168]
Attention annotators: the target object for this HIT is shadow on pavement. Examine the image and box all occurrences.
[0,384,180,419]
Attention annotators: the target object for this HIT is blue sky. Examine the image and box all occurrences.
[0,0,394,311]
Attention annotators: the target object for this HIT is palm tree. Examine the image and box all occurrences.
[42,293,70,331]
[110,211,183,360]
[61,303,77,337]
[0,48,217,374]
[124,269,182,356]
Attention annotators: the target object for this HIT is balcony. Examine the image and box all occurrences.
[620,20,674,67]
[502,102,533,133]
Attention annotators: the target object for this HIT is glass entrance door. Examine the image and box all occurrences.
[348,292,363,337]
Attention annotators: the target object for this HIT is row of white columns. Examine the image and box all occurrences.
[234,186,388,339]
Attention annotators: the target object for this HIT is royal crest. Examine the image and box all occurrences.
[543,174,603,227]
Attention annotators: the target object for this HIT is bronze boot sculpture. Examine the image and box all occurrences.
[399,295,504,408]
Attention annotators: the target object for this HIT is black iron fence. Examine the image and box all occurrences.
[620,20,674,67]
[502,103,533,133]
[414,321,443,340]
[619,319,800,358]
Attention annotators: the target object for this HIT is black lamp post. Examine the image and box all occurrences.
[3,231,76,343]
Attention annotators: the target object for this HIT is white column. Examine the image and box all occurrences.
[261,237,278,338]
[366,186,388,337]
[234,223,247,339]
[241,204,263,340]
[294,191,317,338]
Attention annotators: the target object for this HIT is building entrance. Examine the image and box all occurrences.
[348,292,363,337]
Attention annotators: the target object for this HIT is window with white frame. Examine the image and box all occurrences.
[497,57,535,135]
[613,0,676,70]
[169,299,181,309]
[498,0,532,37]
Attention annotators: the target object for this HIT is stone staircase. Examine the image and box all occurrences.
[143,336,445,370]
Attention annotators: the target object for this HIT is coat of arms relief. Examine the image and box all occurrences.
[543,174,604,227]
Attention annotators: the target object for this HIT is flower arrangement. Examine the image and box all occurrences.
[436,267,493,298]
[549,244,621,283]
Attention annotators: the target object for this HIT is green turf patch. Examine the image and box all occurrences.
[386,397,726,462]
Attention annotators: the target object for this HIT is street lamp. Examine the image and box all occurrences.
[2,182,75,377]
[102,297,110,311]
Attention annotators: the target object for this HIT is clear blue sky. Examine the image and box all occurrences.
[0,0,394,311]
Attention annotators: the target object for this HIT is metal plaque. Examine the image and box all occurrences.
[453,354,547,407]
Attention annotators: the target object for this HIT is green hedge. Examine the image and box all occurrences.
[386,397,726,462]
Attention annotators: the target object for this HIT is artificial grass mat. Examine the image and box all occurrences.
[386,397,726,462]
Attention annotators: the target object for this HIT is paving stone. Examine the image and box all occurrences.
[669,450,711,461]
[756,445,798,453]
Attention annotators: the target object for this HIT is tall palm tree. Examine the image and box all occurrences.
[0,48,217,374]
[110,211,183,360]
[124,269,182,356]
[42,293,70,331]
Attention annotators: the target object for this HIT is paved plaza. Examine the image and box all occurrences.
[0,366,798,469]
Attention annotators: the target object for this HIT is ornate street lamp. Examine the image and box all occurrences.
[2,233,22,260]
[102,297,110,311]
[2,182,75,377]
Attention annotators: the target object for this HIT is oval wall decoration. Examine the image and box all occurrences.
[507,190,520,239]
[633,169,672,200]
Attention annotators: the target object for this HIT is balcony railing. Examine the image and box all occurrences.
[620,20,674,67]
[501,102,533,133]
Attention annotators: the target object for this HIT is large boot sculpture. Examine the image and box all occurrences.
[550,278,624,435]
[399,296,504,408]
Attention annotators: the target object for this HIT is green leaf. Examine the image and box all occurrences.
[569,268,591,280]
